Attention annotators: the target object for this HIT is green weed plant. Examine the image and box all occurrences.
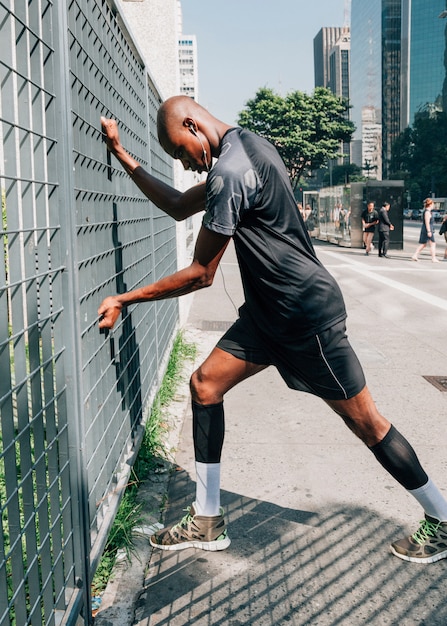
[91,331,196,595]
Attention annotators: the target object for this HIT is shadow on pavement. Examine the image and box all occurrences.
[134,468,447,626]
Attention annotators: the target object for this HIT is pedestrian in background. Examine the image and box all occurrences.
[339,205,347,236]
[378,202,394,258]
[439,213,447,261]
[304,204,315,234]
[361,201,379,255]
[412,198,439,262]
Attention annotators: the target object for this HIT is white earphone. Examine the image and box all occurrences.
[189,124,209,172]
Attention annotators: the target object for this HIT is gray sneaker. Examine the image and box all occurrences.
[390,515,447,563]
[150,504,231,551]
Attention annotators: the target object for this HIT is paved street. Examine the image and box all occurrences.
[99,225,447,626]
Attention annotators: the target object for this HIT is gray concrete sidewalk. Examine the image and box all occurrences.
[96,240,447,626]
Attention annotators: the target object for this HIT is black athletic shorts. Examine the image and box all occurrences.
[217,315,365,401]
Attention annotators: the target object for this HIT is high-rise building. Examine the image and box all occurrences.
[350,1,381,174]
[350,0,402,179]
[314,27,343,87]
[382,0,402,178]
[362,106,382,177]
[314,27,351,171]
[328,29,351,164]
[178,35,198,99]
[402,0,447,125]
[328,29,351,100]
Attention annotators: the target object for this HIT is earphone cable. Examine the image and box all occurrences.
[219,264,238,315]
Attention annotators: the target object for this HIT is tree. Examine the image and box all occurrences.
[237,87,355,190]
[322,163,363,186]
[389,111,447,202]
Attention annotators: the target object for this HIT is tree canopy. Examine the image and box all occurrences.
[237,87,354,190]
[389,110,447,202]
[322,163,364,187]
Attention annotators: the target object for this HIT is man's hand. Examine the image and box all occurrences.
[98,296,124,330]
[101,116,121,155]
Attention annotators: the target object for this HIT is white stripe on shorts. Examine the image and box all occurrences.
[315,333,348,400]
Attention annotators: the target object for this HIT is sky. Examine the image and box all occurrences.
[181,0,347,125]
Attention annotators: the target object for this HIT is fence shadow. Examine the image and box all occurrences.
[110,201,143,436]
[135,467,447,626]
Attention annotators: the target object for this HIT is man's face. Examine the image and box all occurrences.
[160,125,210,174]
[367,203,374,212]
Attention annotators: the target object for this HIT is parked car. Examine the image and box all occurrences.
[432,210,442,222]
[410,209,422,220]
[403,208,412,219]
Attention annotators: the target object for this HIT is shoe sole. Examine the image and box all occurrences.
[390,544,447,563]
[150,535,231,552]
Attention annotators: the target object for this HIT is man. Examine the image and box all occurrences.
[378,202,394,258]
[361,201,379,256]
[99,96,447,562]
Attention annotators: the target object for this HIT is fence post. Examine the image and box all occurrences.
[52,1,93,623]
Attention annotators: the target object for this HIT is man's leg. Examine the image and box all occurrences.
[365,232,374,254]
[383,231,390,256]
[378,231,384,256]
[190,348,267,515]
[150,347,266,551]
[326,387,447,562]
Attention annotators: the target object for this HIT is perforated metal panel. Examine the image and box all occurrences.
[0,1,177,624]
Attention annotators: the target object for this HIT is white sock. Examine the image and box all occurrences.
[408,478,447,522]
[195,462,221,516]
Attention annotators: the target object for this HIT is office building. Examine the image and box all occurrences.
[328,29,351,164]
[402,0,447,125]
[314,27,343,87]
[350,0,402,179]
[314,27,351,174]
[328,29,350,99]
[178,35,198,99]
[362,106,382,177]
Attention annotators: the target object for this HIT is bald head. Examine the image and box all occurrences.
[157,96,207,143]
[156,96,232,158]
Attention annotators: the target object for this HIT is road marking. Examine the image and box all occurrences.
[320,249,447,311]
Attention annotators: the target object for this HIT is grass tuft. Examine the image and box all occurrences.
[92,331,196,595]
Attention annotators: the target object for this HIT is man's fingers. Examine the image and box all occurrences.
[98,301,122,330]
[98,314,109,330]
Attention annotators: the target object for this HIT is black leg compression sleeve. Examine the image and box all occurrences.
[370,424,428,490]
[192,400,225,463]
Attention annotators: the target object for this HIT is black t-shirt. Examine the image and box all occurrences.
[203,128,346,341]
[362,209,379,231]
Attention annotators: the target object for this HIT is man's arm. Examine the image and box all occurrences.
[101,117,206,220]
[98,227,230,329]
[383,211,392,227]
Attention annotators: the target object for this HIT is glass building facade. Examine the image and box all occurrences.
[350,0,382,172]
[382,0,402,177]
[350,0,402,179]
[406,0,447,123]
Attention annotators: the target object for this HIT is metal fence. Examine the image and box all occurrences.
[0,1,178,624]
